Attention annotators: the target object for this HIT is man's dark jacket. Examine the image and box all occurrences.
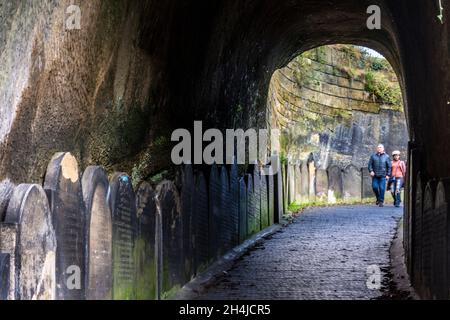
[368,152,392,177]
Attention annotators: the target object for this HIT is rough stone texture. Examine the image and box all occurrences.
[246,175,256,236]
[208,165,220,261]
[267,171,275,226]
[308,160,316,201]
[81,166,112,300]
[412,174,423,290]
[343,164,362,201]
[361,169,374,199]
[300,161,309,202]
[179,165,194,281]
[197,205,402,300]
[155,180,183,299]
[260,173,269,229]
[229,162,239,248]
[219,166,231,255]
[5,184,56,300]
[252,165,261,233]
[135,181,156,300]
[328,165,343,202]
[43,152,85,300]
[192,172,209,274]
[0,180,14,221]
[294,164,302,202]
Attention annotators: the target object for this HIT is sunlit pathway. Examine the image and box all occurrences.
[197,205,403,300]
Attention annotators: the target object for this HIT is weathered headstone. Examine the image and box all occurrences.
[109,173,138,300]
[361,168,373,199]
[433,179,450,299]
[260,173,269,229]
[0,179,14,221]
[253,164,261,232]
[342,164,362,201]
[229,162,239,248]
[135,181,156,300]
[421,182,436,299]
[193,172,209,274]
[412,173,423,289]
[282,163,288,214]
[287,163,295,204]
[155,181,183,299]
[246,174,256,235]
[274,156,284,222]
[208,164,220,261]
[300,161,309,202]
[44,152,85,300]
[0,223,17,300]
[0,253,9,300]
[315,169,328,201]
[82,166,112,300]
[180,165,194,281]
[5,184,56,300]
[219,166,231,254]
[308,160,316,201]
[267,167,275,226]
[327,165,343,203]
[238,178,248,243]
[294,163,302,202]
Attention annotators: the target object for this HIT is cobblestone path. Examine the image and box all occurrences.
[197,205,403,300]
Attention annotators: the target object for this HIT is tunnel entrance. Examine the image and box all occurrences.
[267,44,408,208]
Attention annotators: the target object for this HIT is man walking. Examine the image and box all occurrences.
[368,144,391,207]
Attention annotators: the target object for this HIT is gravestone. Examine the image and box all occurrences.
[412,174,423,288]
[287,164,295,204]
[208,164,221,261]
[238,178,248,243]
[219,166,231,254]
[5,184,56,300]
[361,168,373,199]
[342,164,362,201]
[315,169,328,201]
[282,164,288,214]
[421,182,436,298]
[193,172,209,274]
[82,166,112,300]
[0,253,9,300]
[109,173,138,300]
[135,181,156,300]
[433,180,450,299]
[0,223,17,300]
[229,162,239,248]
[180,165,194,281]
[155,181,183,299]
[294,164,301,202]
[300,161,309,202]
[253,164,261,232]
[0,179,14,221]
[267,167,275,226]
[44,152,85,300]
[274,156,284,222]
[260,173,269,229]
[308,160,316,201]
[246,175,256,235]
[327,165,343,203]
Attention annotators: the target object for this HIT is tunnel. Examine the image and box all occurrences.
[0,0,449,300]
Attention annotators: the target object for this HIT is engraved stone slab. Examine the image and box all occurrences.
[328,165,343,202]
[300,161,309,202]
[193,172,209,274]
[0,253,9,300]
[238,178,247,243]
[44,152,85,300]
[220,166,231,254]
[208,164,220,260]
[155,181,183,299]
[287,164,295,204]
[180,165,194,281]
[315,169,328,201]
[361,168,373,199]
[82,166,112,300]
[246,175,256,235]
[421,182,436,298]
[294,164,301,202]
[342,164,362,201]
[274,157,284,222]
[267,168,275,226]
[109,173,138,300]
[229,162,239,248]
[135,181,156,300]
[0,223,17,300]
[412,174,423,288]
[308,160,316,201]
[5,184,56,300]
[260,173,269,229]
[253,164,261,232]
[0,179,14,221]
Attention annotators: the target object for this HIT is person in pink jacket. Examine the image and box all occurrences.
[389,150,406,207]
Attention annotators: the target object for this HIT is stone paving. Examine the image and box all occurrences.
[197,205,403,300]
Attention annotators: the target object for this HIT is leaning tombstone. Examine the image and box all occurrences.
[308,160,316,201]
[300,161,309,202]
[342,164,362,202]
[109,173,138,300]
[82,166,112,300]
[44,152,85,300]
[0,253,9,300]
[5,184,56,300]
[315,169,328,201]
[155,181,183,299]
[328,165,343,203]
[135,182,157,300]
[294,163,302,202]
[361,168,373,199]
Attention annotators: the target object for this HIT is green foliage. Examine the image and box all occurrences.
[365,71,402,108]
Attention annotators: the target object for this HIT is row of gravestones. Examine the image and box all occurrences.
[409,173,450,300]
[281,160,373,207]
[0,153,284,300]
